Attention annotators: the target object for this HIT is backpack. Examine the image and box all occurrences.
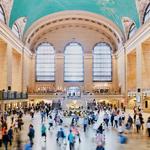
[119,135,127,144]
[28,128,34,138]
[57,131,65,138]
[96,146,105,150]
[61,131,65,138]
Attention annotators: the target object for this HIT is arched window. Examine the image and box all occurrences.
[143,3,150,23]
[12,23,20,38]
[93,42,112,82]
[128,23,137,39]
[0,5,6,23]
[64,42,84,82]
[36,43,55,81]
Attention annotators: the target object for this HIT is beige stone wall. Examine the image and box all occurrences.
[127,51,136,90]
[117,49,126,94]
[84,54,93,91]
[142,43,150,88]
[12,49,22,91]
[28,55,35,93]
[30,26,118,93]
[0,41,7,90]
[22,52,32,92]
[55,53,64,90]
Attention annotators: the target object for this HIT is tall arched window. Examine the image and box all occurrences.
[64,42,84,82]
[0,5,6,23]
[93,42,112,82]
[36,43,55,81]
[12,23,20,39]
[143,3,150,23]
[128,23,137,39]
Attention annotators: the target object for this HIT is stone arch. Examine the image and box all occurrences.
[23,11,125,52]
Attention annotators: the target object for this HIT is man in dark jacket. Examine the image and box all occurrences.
[28,124,35,146]
[8,126,13,145]
[3,131,9,150]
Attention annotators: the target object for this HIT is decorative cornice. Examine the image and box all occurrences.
[125,20,150,52]
[0,21,32,56]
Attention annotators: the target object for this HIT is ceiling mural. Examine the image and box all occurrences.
[9,0,140,32]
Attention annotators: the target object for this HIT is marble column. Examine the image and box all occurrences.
[136,43,143,107]
[112,54,118,92]
[6,44,12,90]
[84,53,93,92]
[55,53,64,90]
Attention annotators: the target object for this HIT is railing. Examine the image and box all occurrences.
[0,91,28,100]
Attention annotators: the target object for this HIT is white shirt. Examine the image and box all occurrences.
[147,122,150,128]
[114,115,118,121]
[118,125,124,133]
[49,118,53,124]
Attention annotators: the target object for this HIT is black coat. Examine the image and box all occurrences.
[3,134,9,144]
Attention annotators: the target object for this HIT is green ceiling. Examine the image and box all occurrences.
[9,0,140,32]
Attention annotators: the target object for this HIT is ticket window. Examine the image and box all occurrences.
[67,87,81,98]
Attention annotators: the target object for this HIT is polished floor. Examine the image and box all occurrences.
[1,110,150,150]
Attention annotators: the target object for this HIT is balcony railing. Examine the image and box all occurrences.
[0,91,28,100]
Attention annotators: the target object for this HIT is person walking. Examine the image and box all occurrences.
[48,115,53,130]
[28,124,35,146]
[135,118,141,133]
[139,114,144,130]
[41,123,46,142]
[56,128,66,145]
[83,117,88,132]
[114,115,118,128]
[14,119,18,132]
[68,130,75,150]
[110,113,114,127]
[11,115,14,125]
[2,131,9,150]
[8,126,13,146]
[146,117,150,137]
[127,115,133,130]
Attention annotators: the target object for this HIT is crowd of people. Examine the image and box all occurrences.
[0,102,150,150]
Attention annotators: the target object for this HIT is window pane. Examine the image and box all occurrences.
[64,42,84,82]
[144,4,150,23]
[0,5,5,23]
[128,24,137,39]
[93,43,112,81]
[12,24,20,38]
[36,43,55,81]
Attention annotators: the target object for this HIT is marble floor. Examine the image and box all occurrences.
[1,110,150,150]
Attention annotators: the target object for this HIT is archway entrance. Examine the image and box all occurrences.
[66,87,81,99]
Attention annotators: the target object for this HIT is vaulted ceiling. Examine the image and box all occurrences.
[9,0,140,32]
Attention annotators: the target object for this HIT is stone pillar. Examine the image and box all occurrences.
[136,44,143,107]
[112,54,118,92]
[55,53,64,90]
[84,53,93,92]
[0,41,7,90]
[117,46,127,106]
[22,49,26,92]
[22,49,29,92]
[6,44,12,90]
[29,54,36,93]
